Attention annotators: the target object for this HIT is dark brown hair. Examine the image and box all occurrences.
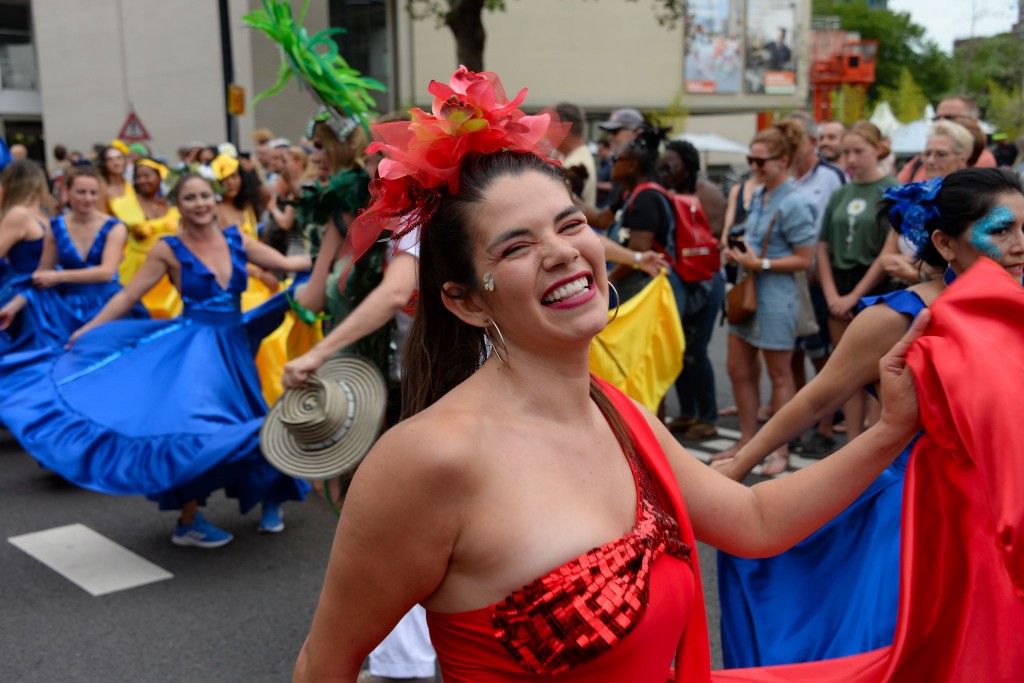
[878,167,1023,267]
[64,163,103,192]
[401,151,567,419]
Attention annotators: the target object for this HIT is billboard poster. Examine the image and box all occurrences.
[684,0,743,94]
[744,0,798,95]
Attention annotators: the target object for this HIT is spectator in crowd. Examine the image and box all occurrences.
[785,111,846,456]
[993,135,1018,167]
[897,95,996,182]
[875,120,974,288]
[659,139,726,440]
[553,102,598,207]
[717,121,816,474]
[9,143,27,161]
[816,122,897,446]
[598,107,645,154]
[817,121,846,165]
[252,127,274,179]
[595,138,614,206]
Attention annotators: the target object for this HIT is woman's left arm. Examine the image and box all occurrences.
[653,311,927,557]
[37,222,128,286]
[243,234,312,273]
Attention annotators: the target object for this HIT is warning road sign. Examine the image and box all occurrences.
[118,111,150,142]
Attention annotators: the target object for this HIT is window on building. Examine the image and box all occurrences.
[328,0,389,106]
[0,0,36,90]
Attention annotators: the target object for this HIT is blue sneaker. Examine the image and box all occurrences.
[258,503,284,534]
[172,512,233,548]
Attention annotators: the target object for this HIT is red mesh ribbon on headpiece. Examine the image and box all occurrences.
[337,66,569,275]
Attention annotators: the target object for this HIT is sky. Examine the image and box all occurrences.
[887,0,1020,53]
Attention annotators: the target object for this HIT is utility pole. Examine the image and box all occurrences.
[218,0,238,147]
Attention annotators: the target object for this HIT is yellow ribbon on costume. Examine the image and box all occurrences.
[589,272,684,413]
[211,153,240,181]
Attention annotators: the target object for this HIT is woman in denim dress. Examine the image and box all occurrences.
[719,121,817,474]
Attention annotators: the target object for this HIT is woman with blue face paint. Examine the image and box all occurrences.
[711,166,1024,668]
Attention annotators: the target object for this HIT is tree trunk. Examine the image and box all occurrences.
[445,0,487,71]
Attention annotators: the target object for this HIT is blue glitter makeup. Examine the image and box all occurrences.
[970,205,1014,260]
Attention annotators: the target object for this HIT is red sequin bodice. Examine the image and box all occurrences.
[426,423,694,682]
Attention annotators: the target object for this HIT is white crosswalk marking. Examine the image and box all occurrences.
[9,524,173,596]
[681,432,818,475]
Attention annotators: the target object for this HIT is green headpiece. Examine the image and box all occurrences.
[243,0,385,138]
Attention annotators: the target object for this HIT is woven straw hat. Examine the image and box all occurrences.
[261,355,387,480]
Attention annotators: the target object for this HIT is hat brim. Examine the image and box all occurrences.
[598,122,624,132]
[261,355,388,480]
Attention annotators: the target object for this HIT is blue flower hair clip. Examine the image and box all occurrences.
[883,176,943,255]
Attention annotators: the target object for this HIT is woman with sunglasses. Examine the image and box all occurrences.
[718,122,817,474]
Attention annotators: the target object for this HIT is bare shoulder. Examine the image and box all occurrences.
[358,398,484,492]
[907,279,944,307]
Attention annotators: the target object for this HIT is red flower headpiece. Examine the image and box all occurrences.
[337,66,568,274]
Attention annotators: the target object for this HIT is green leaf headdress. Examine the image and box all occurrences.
[243,0,385,139]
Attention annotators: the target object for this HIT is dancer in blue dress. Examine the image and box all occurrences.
[0,173,314,548]
[0,160,48,355]
[711,168,1024,666]
[1,165,148,350]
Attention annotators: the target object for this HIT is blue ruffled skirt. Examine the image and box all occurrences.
[717,448,910,667]
[0,292,308,512]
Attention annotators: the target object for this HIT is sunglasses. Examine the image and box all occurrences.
[657,163,681,174]
[932,114,969,122]
[105,152,124,161]
[747,155,781,167]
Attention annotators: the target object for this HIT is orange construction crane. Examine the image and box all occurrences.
[809,31,878,122]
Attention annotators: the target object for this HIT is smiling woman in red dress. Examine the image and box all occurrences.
[290,67,923,683]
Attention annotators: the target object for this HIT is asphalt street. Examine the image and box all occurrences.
[2,322,765,682]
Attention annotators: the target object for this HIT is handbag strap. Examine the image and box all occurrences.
[755,184,794,259]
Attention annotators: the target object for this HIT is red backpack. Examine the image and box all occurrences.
[625,182,721,283]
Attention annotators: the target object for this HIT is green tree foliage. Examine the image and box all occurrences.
[406,0,686,71]
[877,67,929,123]
[953,33,1024,116]
[986,81,1023,140]
[812,0,953,104]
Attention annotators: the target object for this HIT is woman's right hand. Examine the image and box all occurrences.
[66,325,88,350]
[0,305,15,331]
[876,309,930,438]
[282,349,327,389]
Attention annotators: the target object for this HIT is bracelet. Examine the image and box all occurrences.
[286,291,332,326]
[632,251,642,269]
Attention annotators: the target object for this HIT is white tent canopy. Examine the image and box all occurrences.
[674,132,749,155]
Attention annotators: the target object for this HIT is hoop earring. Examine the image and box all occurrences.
[608,282,621,324]
[485,319,510,369]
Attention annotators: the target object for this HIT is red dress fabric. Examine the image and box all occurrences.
[429,263,1024,683]
[714,258,1024,682]
[426,379,713,682]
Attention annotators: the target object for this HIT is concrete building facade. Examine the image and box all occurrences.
[18,0,810,163]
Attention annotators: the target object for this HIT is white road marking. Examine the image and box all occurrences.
[716,428,742,439]
[687,448,713,462]
[700,438,737,451]
[9,524,173,596]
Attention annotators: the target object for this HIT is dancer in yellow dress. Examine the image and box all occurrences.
[110,158,182,318]
[212,152,293,405]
